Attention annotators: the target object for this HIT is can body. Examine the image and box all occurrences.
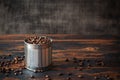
[24,38,52,72]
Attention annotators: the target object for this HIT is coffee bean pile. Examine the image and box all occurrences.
[0,55,25,76]
[26,36,52,45]
[0,55,115,80]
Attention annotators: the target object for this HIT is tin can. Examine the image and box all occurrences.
[24,36,52,72]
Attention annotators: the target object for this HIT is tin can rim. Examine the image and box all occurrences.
[24,36,53,46]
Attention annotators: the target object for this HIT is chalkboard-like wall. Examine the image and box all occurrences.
[0,0,119,34]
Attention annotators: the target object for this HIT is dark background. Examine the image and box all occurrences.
[0,0,119,34]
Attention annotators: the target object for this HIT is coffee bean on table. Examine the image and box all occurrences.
[68,72,72,76]
[45,77,51,80]
[14,72,17,76]
[65,58,69,62]
[45,75,49,78]
[58,73,64,76]
[77,74,83,78]
[19,71,23,75]
[30,75,34,78]
[94,76,99,80]
[67,77,72,80]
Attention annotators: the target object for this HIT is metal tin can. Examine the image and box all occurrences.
[24,36,52,72]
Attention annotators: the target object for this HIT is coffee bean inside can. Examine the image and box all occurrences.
[24,36,52,72]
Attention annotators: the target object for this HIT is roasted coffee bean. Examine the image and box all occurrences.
[79,62,84,66]
[73,60,77,63]
[68,72,72,76]
[11,60,15,64]
[40,69,44,72]
[37,69,44,72]
[33,70,37,73]
[78,67,83,71]
[14,57,18,61]
[45,77,51,80]
[65,58,69,62]
[45,75,49,78]
[67,77,72,80]
[73,57,77,60]
[104,75,109,78]
[58,73,64,76]
[14,72,17,76]
[94,76,99,80]
[11,68,14,71]
[19,71,23,75]
[2,56,6,59]
[87,64,91,69]
[106,77,113,80]
[8,54,11,57]
[86,59,90,62]
[30,75,34,78]
[77,75,83,78]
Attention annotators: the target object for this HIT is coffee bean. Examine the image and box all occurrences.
[65,58,69,62]
[30,75,34,78]
[58,73,64,76]
[86,59,90,62]
[94,76,99,80]
[77,75,83,78]
[45,75,49,78]
[79,62,84,66]
[45,77,51,80]
[19,71,23,75]
[68,72,72,76]
[106,77,113,80]
[73,57,77,60]
[8,54,11,57]
[67,77,72,80]
[33,70,37,73]
[78,67,83,71]
[73,60,77,63]
[14,72,17,76]
[104,75,109,78]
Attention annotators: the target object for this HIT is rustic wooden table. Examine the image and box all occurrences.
[0,34,120,80]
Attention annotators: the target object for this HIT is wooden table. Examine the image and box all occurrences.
[0,34,120,80]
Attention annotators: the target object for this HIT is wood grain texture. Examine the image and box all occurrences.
[0,34,120,80]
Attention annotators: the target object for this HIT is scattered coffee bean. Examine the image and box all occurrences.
[106,77,113,80]
[68,72,72,76]
[19,71,23,75]
[67,77,72,80]
[73,57,77,60]
[86,59,90,62]
[79,62,84,66]
[77,75,83,78]
[78,67,83,71]
[30,75,34,78]
[37,69,41,72]
[33,70,37,73]
[45,75,49,78]
[58,73,64,76]
[65,58,69,62]
[45,77,51,80]
[14,72,17,76]
[104,75,109,78]
[8,54,11,57]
